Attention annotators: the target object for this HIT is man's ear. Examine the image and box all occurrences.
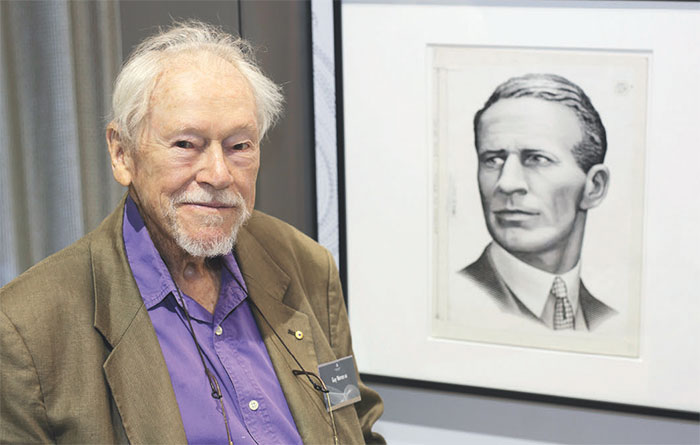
[106,122,133,187]
[580,164,610,210]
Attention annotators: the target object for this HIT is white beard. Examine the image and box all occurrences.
[164,188,251,258]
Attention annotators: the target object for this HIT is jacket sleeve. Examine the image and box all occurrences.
[0,310,54,444]
[325,250,386,445]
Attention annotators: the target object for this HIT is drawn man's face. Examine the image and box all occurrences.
[476,97,589,256]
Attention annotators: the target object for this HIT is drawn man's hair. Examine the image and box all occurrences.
[110,20,283,151]
[473,73,606,172]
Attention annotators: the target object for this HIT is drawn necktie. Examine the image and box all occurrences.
[552,276,574,330]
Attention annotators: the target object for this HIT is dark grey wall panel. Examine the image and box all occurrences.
[119,0,240,60]
[239,0,316,238]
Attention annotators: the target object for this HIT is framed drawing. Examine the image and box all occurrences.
[431,46,646,357]
[339,1,700,414]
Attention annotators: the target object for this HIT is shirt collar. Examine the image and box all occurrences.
[122,195,247,314]
[123,196,177,309]
[214,251,248,325]
[488,242,581,318]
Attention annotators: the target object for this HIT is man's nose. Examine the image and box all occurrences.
[495,155,528,195]
[197,144,234,189]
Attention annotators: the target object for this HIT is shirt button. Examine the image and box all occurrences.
[294,330,304,340]
[248,400,259,411]
[215,325,223,336]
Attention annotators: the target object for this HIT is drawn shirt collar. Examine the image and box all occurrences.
[488,242,581,319]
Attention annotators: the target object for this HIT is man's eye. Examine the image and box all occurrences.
[232,142,250,151]
[174,140,194,149]
[482,156,505,168]
[523,154,553,166]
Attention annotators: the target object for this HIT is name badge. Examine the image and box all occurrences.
[317,355,362,411]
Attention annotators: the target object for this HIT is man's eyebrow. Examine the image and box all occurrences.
[234,122,258,134]
[167,123,259,136]
[520,148,557,157]
[478,149,507,158]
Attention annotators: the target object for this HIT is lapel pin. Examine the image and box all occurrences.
[287,329,304,340]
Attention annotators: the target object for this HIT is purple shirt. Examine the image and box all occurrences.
[123,197,302,445]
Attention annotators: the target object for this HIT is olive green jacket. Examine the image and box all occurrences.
[0,199,384,444]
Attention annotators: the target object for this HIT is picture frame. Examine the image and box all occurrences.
[335,0,700,414]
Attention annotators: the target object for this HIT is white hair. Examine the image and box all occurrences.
[110,20,283,149]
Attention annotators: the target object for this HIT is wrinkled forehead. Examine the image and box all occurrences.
[151,51,253,106]
[142,51,258,135]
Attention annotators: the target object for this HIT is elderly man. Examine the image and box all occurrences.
[0,22,383,444]
[462,73,616,331]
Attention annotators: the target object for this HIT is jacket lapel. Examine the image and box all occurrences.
[91,199,187,444]
[578,280,616,331]
[236,226,335,443]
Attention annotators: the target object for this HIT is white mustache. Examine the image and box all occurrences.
[171,189,245,207]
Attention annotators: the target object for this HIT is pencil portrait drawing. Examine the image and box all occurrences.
[462,73,616,331]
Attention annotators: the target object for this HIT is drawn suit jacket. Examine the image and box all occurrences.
[0,198,384,444]
[462,246,616,331]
